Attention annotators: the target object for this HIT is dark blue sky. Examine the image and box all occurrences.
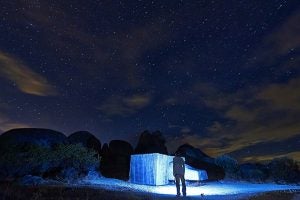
[0,0,299,162]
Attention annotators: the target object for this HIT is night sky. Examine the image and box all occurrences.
[0,0,299,162]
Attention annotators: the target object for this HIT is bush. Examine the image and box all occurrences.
[51,144,99,171]
[215,155,239,179]
[0,144,99,180]
[239,163,269,182]
[268,157,300,183]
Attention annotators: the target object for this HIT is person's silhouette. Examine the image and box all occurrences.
[173,152,186,197]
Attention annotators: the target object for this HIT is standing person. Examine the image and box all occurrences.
[173,152,186,197]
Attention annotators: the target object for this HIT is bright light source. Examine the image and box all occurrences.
[150,185,208,196]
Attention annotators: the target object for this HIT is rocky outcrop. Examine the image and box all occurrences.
[68,131,101,154]
[100,140,133,180]
[176,144,214,163]
[0,128,66,148]
[109,140,133,156]
[176,144,225,180]
[134,130,168,154]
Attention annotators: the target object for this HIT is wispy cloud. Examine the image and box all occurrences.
[15,1,169,88]
[166,78,300,161]
[203,79,300,161]
[266,12,300,56]
[0,51,57,96]
[123,94,151,109]
[242,151,300,163]
[257,78,300,111]
[174,13,300,161]
[246,11,300,70]
[97,94,151,117]
[0,113,30,133]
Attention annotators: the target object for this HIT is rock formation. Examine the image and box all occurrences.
[134,130,168,154]
[176,144,225,180]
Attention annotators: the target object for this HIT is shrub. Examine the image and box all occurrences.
[215,155,239,179]
[268,157,300,183]
[0,144,99,180]
[51,144,99,171]
[239,163,269,182]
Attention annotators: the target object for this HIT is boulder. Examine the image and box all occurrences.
[176,144,225,180]
[134,130,168,154]
[67,131,101,154]
[101,143,109,155]
[109,140,133,156]
[0,128,66,148]
[99,143,110,177]
[177,144,214,163]
[100,140,133,180]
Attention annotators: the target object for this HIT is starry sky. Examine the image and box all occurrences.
[0,0,300,162]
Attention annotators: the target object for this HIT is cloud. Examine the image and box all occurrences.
[266,11,300,56]
[257,78,300,111]
[0,51,57,96]
[97,94,151,117]
[206,121,224,133]
[225,105,258,122]
[163,98,178,106]
[191,11,300,162]
[98,98,135,117]
[180,127,192,134]
[246,11,300,70]
[166,134,202,154]
[15,1,169,88]
[201,79,300,161]
[193,82,248,110]
[242,151,300,163]
[166,133,225,156]
[123,94,151,109]
[166,78,300,162]
[229,135,300,163]
[0,113,30,133]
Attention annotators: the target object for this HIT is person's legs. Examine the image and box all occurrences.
[180,175,186,196]
[175,175,181,196]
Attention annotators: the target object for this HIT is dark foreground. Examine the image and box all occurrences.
[0,182,299,200]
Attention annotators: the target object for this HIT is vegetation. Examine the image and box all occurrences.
[268,157,300,184]
[239,164,268,183]
[215,154,240,179]
[1,141,299,185]
[0,144,99,180]
[215,155,300,184]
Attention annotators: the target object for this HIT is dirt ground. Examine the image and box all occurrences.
[0,182,299,200]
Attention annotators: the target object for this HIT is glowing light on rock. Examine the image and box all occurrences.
[130,153,172,185]
[168,164,208,181]
[129,153,208,185]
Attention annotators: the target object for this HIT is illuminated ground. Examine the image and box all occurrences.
[80,177,300,197]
